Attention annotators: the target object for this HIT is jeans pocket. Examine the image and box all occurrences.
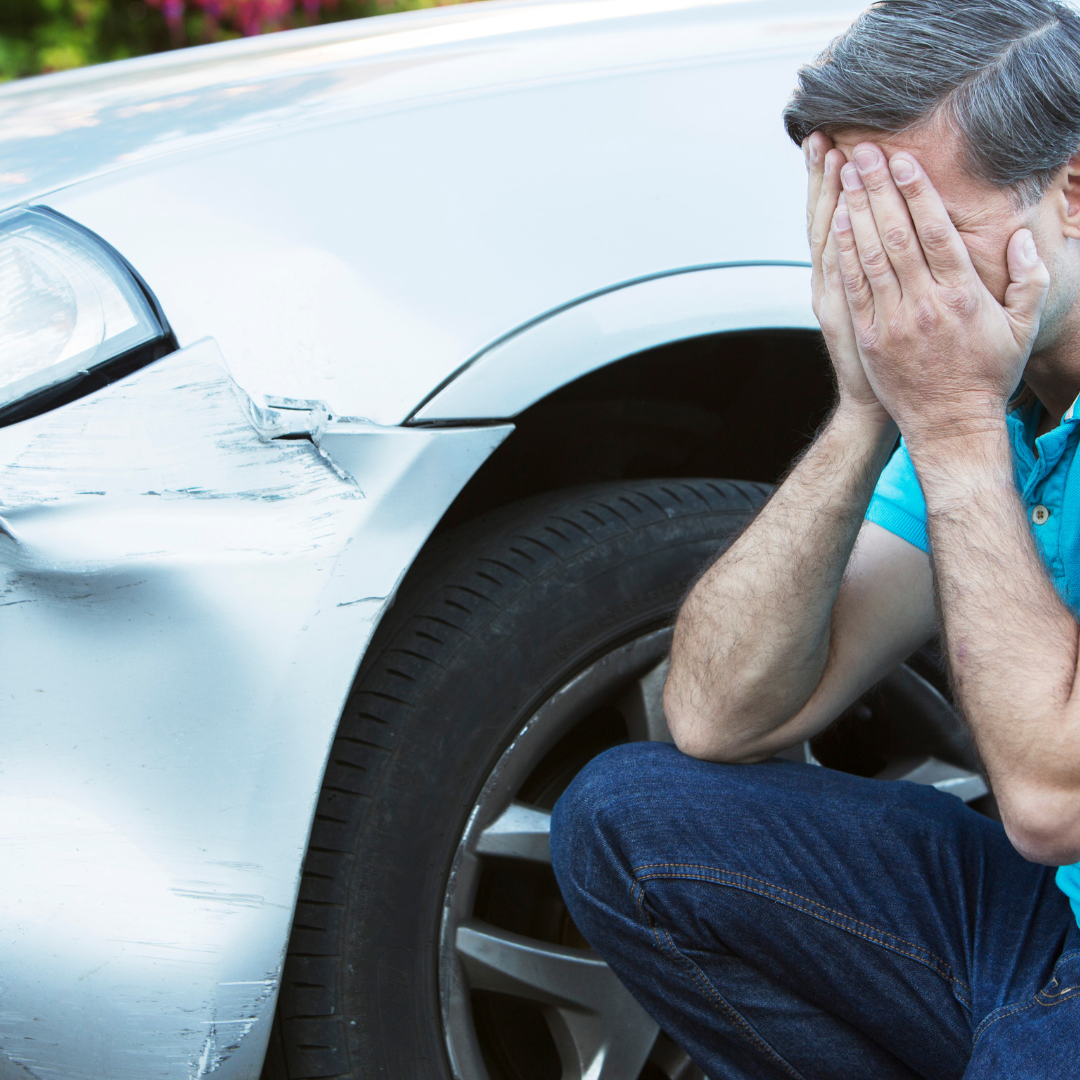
[1035,949,1080,1007]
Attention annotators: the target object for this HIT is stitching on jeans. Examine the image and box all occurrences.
[633,864,971,1008]
[974,984,1080,1049]
[655,924,808,1080]
[1034,949,1080,1004]
[632,863,967,985]
[629,873,807,1080]
[972,999,1038,1046]
[632,862,967,984]
[1037,987,1080,1006]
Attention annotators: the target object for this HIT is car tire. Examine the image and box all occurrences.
[261,478,771,1080]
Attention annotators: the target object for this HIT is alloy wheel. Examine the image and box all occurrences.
[439,629,986,1080]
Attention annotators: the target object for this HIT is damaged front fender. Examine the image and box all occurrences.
[0,339,510,1080]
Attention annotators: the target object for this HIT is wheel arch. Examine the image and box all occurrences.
[430,326,834,533]
[406,262,833,531]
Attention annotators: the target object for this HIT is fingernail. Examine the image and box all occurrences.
[1022,231,1038,263]
[834,206,851,231]
[854,149,879,173]
[841,163,863,190]
[809,140,821,165]
[890,156,915,183]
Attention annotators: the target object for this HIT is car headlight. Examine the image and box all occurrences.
[0,206,174,427]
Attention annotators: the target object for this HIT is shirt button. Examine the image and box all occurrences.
[1033,504,1050,525]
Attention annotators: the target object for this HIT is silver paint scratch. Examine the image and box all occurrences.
[0,339,511,1079]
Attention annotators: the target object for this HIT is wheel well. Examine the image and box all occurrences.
[434,329,833,533]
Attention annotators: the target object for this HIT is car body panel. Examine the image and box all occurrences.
[0,339,509,1079]
[412,262,815,420]
[10,0,860,425]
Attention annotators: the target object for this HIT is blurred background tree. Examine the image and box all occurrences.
[0,0,469,81]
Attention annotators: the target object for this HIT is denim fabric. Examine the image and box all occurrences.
[551,743,1080,1080]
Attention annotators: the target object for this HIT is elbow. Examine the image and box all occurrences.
[999,782,1080,866]
[663,681,765,764]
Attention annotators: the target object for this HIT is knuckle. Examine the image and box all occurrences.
[883,225,911,253]
[844,187,869,211]
[841,269,866,294]
[899,175,924,199]
[856,324,880,351]
[913,299,940,333]
[862,170,889,194]
[862,245,890,272]
[940,286,977,317]
[919,223,952,250]
[835,231,858,255]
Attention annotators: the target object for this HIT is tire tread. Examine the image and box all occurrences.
[266,478,768,1079]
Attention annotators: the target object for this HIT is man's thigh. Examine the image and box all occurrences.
[550,743,1072,1080]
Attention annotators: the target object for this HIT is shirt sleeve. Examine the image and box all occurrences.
[865,438,929,553]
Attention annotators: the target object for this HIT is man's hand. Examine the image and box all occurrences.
[831,144,1050,444]
[804,132,889,423]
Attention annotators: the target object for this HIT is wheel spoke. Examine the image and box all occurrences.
[475,801,551,863]
[881,756,988,803]
[456,919,658,1080]
[620,656,672,743]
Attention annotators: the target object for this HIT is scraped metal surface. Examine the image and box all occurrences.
[0,339,510,1078]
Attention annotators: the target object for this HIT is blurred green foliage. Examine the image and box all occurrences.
[0,0,467,82]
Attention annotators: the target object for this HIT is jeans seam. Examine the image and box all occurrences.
[1035,951,1080,1005]
[972,999,1038,1047]
[634,864,972,1011]
[630,879,809,1080]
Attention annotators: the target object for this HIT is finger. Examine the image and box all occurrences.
[821,224,858,340]
[804,132,834,240]
[810,150,845,271]
[849,142,931,291]
[832,195,875,334]
[1003,228,1051,349]
[841,158,904,311]
[888,153,978,287]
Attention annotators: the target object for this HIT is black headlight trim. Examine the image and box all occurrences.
[0,206,178,429]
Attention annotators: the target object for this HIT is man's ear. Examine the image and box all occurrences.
[1060,151,1080,239]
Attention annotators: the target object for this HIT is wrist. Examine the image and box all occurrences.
[906,423,1013,506]
[830,398,898,446]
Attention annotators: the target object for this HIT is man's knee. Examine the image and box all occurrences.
[551,742,686,942]
[550,742,749,914]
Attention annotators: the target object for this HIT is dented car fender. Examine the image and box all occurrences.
[0,338,510,1079]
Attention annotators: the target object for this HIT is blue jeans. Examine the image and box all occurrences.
[550,743,1080,1079]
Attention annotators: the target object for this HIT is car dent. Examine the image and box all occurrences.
[0,338,509,1079]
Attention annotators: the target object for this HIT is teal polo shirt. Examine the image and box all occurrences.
[865,391,1080,925]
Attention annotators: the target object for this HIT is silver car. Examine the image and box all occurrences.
[0,1,987,1076]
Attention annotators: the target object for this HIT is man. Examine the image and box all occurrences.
[549,1,1080,1076]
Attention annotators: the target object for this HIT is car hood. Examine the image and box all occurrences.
[0,0,855,206]
[3,0,861,424]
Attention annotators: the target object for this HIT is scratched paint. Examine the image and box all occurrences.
[0,339,510,1078]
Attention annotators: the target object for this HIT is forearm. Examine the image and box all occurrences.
[913,426,1080,862]
[665,403,897,760]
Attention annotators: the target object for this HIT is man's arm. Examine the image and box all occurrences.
[664,419,935,761]
[664,132,937,761]
[832,144,1080,863]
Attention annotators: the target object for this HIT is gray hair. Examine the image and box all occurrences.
[783,0,1080,206]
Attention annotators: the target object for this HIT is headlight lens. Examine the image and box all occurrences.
[0,207,171,425]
